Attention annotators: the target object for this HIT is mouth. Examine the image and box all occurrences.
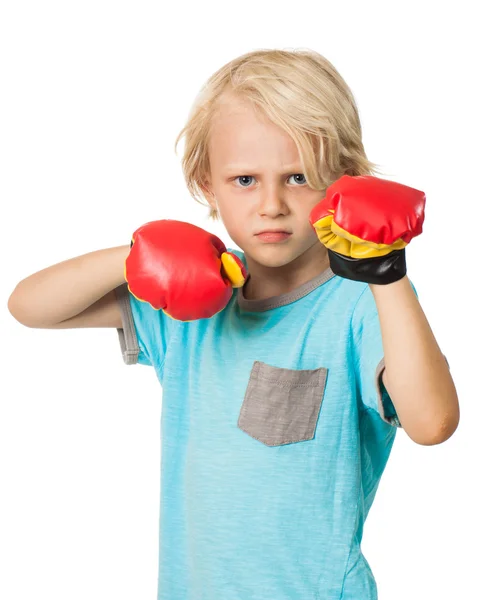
[255,230,292,243]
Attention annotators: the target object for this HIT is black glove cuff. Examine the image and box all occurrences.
[327,248,406,285]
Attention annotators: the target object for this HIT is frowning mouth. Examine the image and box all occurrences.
[255,231,292,243]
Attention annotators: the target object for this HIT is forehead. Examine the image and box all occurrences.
[210,95,266,133]
[208,95,300,167]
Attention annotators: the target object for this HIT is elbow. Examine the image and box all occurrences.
[7,292,22,322]
[406,403,460,446]
[7,291,36,327]
[411,421,459,446]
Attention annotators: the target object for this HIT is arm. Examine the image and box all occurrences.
[309,175,459,444]
[7,245,130,329]
[369,276,459,445]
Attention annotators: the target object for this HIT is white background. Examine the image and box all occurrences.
[1,1,498,598]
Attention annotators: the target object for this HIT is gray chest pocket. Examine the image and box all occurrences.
[237,361,328,447]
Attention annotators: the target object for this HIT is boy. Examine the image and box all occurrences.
[8,49,459,599]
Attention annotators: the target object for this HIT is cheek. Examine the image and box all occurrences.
[298,202,317,228]
[303,223,318,242]
[218,198,245,222]
[217,207,246,238]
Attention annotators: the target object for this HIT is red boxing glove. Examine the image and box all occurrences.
[124,220,247,321]
[309,175,426,284]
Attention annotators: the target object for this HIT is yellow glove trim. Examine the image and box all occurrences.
[221,252,246,287]
[313,214,407,259]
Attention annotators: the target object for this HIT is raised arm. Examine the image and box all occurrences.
[7,245,130,329]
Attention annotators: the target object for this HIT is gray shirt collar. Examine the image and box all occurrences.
[237,267,335,312]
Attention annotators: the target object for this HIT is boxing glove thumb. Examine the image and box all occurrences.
[124,219,247,321]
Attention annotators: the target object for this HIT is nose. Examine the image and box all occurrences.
[257,184,290,218]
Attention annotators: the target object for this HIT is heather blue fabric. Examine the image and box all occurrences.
[116,249,418,600]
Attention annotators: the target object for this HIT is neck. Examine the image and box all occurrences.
[242,244,330,301]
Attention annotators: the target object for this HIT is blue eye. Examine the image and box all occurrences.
[234,174,307,187]
[236,176,254,187]
[289,174,307,185]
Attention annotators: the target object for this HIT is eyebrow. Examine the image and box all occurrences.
[222,164,304,173]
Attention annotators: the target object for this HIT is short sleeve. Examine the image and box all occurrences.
[350,279,419,428]
[114,283,170,381]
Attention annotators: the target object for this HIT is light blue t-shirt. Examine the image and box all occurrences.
[115,249,417,600]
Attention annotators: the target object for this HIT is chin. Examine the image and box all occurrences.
[243,245,307,269]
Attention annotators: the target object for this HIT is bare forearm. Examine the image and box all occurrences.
[8,245,130,327]
[369,276,459,445]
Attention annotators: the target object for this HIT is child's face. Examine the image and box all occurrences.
[204,95,329,269]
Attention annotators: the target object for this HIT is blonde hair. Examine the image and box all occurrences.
[174,48,385,220]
